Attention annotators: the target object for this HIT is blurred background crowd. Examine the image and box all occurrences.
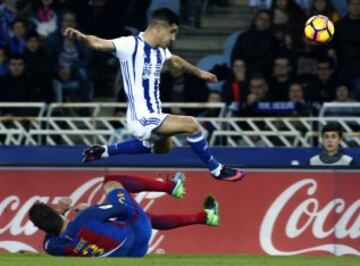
[0,0,359,118]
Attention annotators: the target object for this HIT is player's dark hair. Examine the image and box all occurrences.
[322,122,343,138]
[29,202,63,235]
[151,8,180,26]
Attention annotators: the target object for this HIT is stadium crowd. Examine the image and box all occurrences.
[0,0,359,118]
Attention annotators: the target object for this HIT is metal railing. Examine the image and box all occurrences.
[0,102,359,147]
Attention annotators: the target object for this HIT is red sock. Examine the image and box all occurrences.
[146,212,207,230]
[104,175,174,194]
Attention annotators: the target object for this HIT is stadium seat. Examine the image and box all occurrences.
[223,31,241,67]
[197,55,227,92]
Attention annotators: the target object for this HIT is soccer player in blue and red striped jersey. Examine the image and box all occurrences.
[29,173,219,257]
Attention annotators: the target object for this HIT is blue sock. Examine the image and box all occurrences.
[187,132,221,173]
[107,139,151,155]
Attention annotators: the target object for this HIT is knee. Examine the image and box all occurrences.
[184,116,200,135]
[102,178,124,195]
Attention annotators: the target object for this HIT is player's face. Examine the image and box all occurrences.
[159,23,178,48]
[323,131,341,153]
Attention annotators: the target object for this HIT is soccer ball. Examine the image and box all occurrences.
[304,15,334,44]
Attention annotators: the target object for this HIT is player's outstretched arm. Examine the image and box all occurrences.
[64,27,115,52]
[169,55,218,83]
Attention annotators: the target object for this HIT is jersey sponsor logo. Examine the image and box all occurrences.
[142,63,162,80]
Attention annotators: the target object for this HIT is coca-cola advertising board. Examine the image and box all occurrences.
[0,168,359,256]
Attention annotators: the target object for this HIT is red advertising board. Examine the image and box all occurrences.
[0,168,359,256]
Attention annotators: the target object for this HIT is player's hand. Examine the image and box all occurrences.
[197,70,218,82]
[64,27,84,40]
[57,197,72,214]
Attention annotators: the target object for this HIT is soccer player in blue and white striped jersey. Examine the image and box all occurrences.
[65,8,245,181]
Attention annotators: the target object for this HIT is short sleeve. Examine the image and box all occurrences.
[164,48,172,60]
[111,36,135,60]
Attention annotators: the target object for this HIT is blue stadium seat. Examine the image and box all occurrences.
[197,55,226,92]
[223,31,241,67]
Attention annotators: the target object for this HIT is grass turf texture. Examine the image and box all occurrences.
[0,254,359,266]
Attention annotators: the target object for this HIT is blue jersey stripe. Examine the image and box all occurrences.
[154,50,161,113]
[132,37,138,86]
[122,61,136,120]
[125,61,138,120]
[142,44,154,113]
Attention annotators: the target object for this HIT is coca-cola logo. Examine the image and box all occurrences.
[0,177,167,254]
[260,178,360,256]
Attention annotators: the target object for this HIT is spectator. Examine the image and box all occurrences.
[270,0,306,42]
[0,46,8,77]
[199,91,223,117]
[305,57,340,103]
[242,73,270,115]
[222,59,248,115]
[8,19,27,54]
[269,55,293,101]
[309,122,357,166]
[24,32,53,102]
[0,54,31,104]
[310,0,341,23]
[160,67,209,115]
[0,0,16,46]
[231,10,278,77]
[334,84,356,103]
[288,81,312,116]
[29,0,58,38]
[48,11,92,102]
[330,0,360,98]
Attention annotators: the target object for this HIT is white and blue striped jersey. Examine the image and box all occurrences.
[112,33,172,121]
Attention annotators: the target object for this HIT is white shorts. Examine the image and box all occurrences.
[127,113,169,148]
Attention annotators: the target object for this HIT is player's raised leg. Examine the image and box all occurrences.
[103,172,186,199]
[147,195,220,230]
[154,114,246,182]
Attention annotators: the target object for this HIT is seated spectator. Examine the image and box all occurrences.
[0,46,8,77]
[242,73,270,116]
[0,54,32,107]
[199,91,223,117]
[8,18,27,55]
[47,11,92,102]
[231,10,278,77]
[29,0,58,38]
[310,0,341,23]
[288,81,312,116]
[334,84,356,103]
[305,57,340,103]
[0,0,16,46]
[222,59,248,115]
[270,0,306,42]
[269,55,293,101]
[24,32,53,102]
[330,0,360,98]
[309,122,357,166]
[160,67,209,115]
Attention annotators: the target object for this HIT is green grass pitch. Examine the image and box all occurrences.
[0,254,359,266]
